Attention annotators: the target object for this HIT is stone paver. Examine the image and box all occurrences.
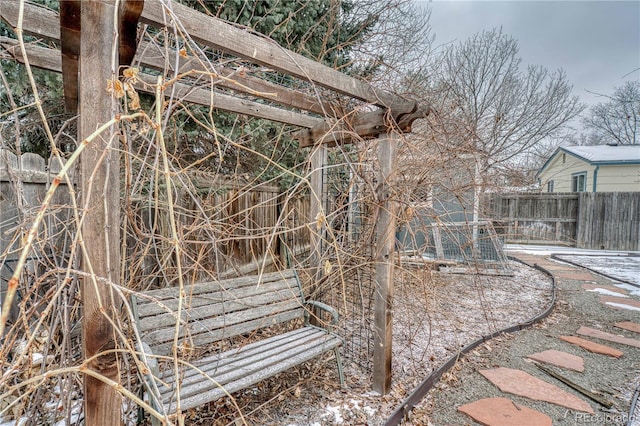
[615,321,640,334]
[600,295,640,310]
[582,283,628,296]
[576,326,640,349]
[559,335,624,358]
[554,271,597,281]
[479,367,594,414]
[540,264,576,272]
[438,252,635,425]
[526,349,585,372]
[458,397,552,426]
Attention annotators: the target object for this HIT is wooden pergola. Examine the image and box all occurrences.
[1,1,429,423]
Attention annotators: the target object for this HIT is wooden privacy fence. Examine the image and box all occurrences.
[482,192,640,251]
[0,150,312,291]
[577,192,640,251]
[127,176,312,289]
[0,149,74,320]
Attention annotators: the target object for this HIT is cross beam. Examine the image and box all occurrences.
[0,37,324,128]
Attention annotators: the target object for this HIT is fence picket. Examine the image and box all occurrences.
[483,192,640,251]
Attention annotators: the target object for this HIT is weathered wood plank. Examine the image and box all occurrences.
[135,73,323,128]
[139,0,414,111]
[137,273,300,308]
[309,145,327,284]
[79,1,122,424]
[0,36,60,72]
[0,0,332,115]
[165,332,341,411]
[0,38,323,128]
[135,40,337,116]
[136,278,300,320]
[147,307,303,355]
[137,289,303,333]
[161,327,335,392]
[0,0,59,41]
[295,103,430,147]
[163,327,319,384]
[373,132,399,395]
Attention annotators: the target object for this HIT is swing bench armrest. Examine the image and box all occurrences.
[304,300,339,330]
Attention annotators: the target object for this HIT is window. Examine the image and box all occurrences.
[562,153,566,164]
[547,180,554,192]
[572,172,587,192]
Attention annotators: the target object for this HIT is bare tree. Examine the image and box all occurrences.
[424,28,584,188]
[583,80,639,145]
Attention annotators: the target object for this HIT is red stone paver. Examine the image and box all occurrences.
[479,367,594,414]
[555,271,596,281]
[616,321,640,334]
[582,283,628,296]
[559,335,624,358]
[458,397,552,426]
[600,295,640,310]
[526,349,585,372]
[576,326,640,349]
[541,264,576,272]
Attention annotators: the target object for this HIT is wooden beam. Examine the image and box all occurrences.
[0,0,340,116]
[295,103,431,148]
[373,132,399,395]
[0,38,324,128]
[136,40,340,116]
[0,0,59,41]
[139,1,415,111]
[137,74,324,128]
[79,1,121,424]
[59,0,81,112]
[0,37,61,71]
[2,0,429,138]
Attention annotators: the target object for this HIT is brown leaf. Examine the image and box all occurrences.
[106,79,125,98]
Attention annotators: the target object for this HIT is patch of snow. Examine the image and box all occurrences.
[504,244,639,257]
[562,144,640,163]
[605,302,640,312]
[318,399,377,425]
[53,411,82,426]
[0,418,27,426]
[323,405,344,423]
[615,284,640,297]
[586,288,629,297]
[559,255,640,286]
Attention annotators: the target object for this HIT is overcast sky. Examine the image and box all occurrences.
[417,1,640,110]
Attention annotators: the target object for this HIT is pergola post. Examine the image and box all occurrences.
[79,1,121,424]
[373,132,399,394]
[309,145,327,284]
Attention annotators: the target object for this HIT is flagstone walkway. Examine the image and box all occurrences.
[422,251,640,425]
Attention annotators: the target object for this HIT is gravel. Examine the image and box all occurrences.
[409,258,640,426]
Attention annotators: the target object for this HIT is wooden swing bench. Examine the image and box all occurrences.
[131,269,344,418]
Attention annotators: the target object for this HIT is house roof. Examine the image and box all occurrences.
[537,144,640,177]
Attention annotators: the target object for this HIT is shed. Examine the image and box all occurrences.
[537,144,640,192]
